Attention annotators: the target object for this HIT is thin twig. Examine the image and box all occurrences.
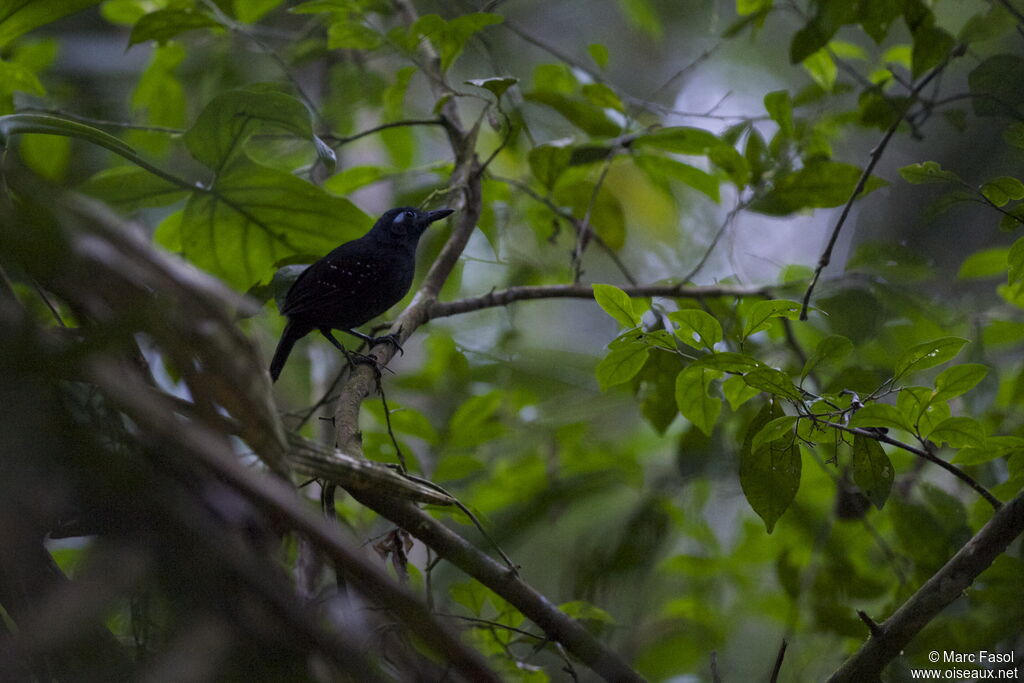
[681,198,747,283]
[426,282,774,320]
[769,639,788,683]
[572,150,617,282]
[322,119,448,147]
[799,48,963,320]
[816,420,1001,510]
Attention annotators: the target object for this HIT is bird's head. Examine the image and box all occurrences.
[374,206,454,241]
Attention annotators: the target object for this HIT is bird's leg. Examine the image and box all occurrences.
[319,328,369,366]
[345,327,405,356]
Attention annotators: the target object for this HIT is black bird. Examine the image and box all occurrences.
[269,206,454,382]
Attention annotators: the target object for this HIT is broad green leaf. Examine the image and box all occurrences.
[723,375,761,410]
[893,337,969,379]
[968,54,1024,117]
[0,59,44,98]
[957,247,1010,279]
[184,88,315,171]
[911,25,955,77]
[898,161,962,185]
[131,43,185,154]
[933,364,989,401]
[741,367,802,400]
[154,210,184,252]
[414,13,502,71]
[752,415,797,451]
[953,436,1024,465]
[596,343,649,391]
[527,138,572,189]
[19,132,69,180]
[618,0,662,39]
[79,166,188,210]
[592,284,640,328]
[852,435,893,509]
[980,176,1024,207]
[927,416,986,449]
[129,8,219,46]
[849,403,912,432]
[694,352,763,373]
[0,0,101,48]
[801,334,853,380]
[669,309,722,350]
[180,160,371,290]
[448,392,505,448]
[559,600,615,624]
[675,365,721,436]
[898,386,950,437]
[764,90,793,137]
[634,154,720,202]
[740,401,801,533]
[234,0,283,23]
[802,48,836,91]
[465,77,518,98]
[0,113,135,157]
[587,43,609,69]
[748,160,887,216]
[737,0,771,16]
[742,299,802,338]
[523,91,620,137]
[632,126,723,155]
[327,18,382,50]
[323,165,389,195]
[1010,237,1024,285]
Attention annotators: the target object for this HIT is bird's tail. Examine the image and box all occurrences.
[269,321,304,382]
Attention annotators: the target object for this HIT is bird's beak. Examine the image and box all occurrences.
[426,208,454,223]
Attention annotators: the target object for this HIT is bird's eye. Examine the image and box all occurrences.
[403,210,415,221]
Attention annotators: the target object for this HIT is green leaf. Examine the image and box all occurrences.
[933,364,989,401]
[852,435,893,509]
[898,386,950,437]
[968,54,1024,117]
[0,59,44,97]
[154,210,184,252]
[740,401,801,533]
[720,375,759,411]
[0,113,135,158]
[79,166,188,210]
[18,132,69,180]
[527,138,572,190]
[0,0,101,48]
[596,343,649,391]
[748,160,887,216]
[911,25,955,77]
[1004,122,1024,149]
[898,161,962,185]
[632,126,723,155]
[669,309,722,350]
[1010,237,1024,285]
[465,76,518,98]
[675,366,722,436]
[184,88,315,171]
[411,13,502,71]
[448,392,505,448]
[618,0,662,39]
[234,0,283,23]
[129,8,219,46]
[587,43,609,69]
[927,416,986,449]
[180,160,371,290]
[893,337,969,379]
[957,247,1010,279]
[953,436,1024,465]
[742,299,802,338]
[694,352,764,373]
[849,403,912,432]
[327,18,382,50]
[323,165,389,195]
[634,154,720,202]
[764,90,794,138]
[742,367,802,400]
[523,91,620,137]
[802,48,836,91]
[981,176,1024,207]
[593,284,640,328]
[801,334,853,380]
[752,415,797,451]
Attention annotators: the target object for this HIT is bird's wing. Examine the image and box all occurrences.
[279,243,385,322]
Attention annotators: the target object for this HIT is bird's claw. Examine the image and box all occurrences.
[369,331,404,356]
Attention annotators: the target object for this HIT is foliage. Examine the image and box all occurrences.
[1,0,1023,681]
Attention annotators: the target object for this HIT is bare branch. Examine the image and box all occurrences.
[426,282,773,320]
[827,488,1024,682]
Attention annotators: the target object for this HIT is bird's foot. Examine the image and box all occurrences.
[368,330,404,356]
